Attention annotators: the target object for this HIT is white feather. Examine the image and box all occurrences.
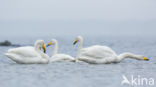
[5,40,49,64]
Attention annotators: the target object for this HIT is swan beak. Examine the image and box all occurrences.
[144,57,149,61]
[46,42,52,47]
[73,40,78,45]
[42,44,46,53]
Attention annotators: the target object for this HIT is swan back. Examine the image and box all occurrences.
[81,45,117,59]
[50,54,75,62]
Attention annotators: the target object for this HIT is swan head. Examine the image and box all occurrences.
[46,39,57,47]
[73,36,83,45]
[43,43,46,53]
[143,57,149,61]
[137,55,149,61]
[35,40,46,53]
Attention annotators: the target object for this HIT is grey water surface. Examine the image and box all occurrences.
[0,36,156,87]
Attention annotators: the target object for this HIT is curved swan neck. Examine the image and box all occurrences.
[77,37,83,58]
[52,40,58,56]
[34,42,48,58]
[118,52,140,61]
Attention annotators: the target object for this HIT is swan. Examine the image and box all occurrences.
[5,40,49,64]
[73,36,149,64]
[46,39,75,62]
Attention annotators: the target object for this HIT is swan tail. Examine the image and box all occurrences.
[5,53,17,62]
[8,49,15,53]
[5,53,15,58]
[5,53,11,57]
[5,53,24,64]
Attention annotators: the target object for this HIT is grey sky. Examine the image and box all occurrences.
[0,0,156,37]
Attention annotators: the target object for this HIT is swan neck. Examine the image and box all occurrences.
[118,52,138,60]
[35,43,48,58]
[52,41,58,56]
[77,38,83,58]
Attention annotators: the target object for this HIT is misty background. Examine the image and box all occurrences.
[0,0,156,38]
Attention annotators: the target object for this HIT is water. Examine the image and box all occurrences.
[0,36,156,87]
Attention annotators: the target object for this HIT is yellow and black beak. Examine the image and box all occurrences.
[42,43,46,53]
[73,40,78,45]
[144,57,149,61]
[46,41,52,47]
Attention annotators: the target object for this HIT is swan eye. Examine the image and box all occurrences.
[73,40,78,45]
[144,57,149,61]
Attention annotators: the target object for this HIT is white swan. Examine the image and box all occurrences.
[5,40,49,64]
[73,36,149,64]
[46,39,75,62]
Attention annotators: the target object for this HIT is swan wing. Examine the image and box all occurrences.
[7,46,40,57]
[81,45,117,59]
[51,54,75,62]
[5,53,48,64]
[78,56,118,64]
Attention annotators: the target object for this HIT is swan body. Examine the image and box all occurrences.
[73,36,149,64]
[47,39,75,62]
[50,54,75,62]
[5,40,49,64]
[81,45,117,59]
